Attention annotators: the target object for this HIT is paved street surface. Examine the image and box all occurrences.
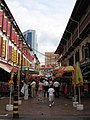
[0,96,90,119]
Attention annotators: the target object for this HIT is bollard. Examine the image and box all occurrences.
[13,94,19,118]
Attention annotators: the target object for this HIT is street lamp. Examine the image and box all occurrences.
[20,41,27,85]
[17,38,23,104]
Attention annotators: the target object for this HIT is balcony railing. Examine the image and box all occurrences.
[63,10,90,55]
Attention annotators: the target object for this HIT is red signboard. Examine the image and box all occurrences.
[7,21,11,37]
[8,46,12,61]
[3,15,7,33]
[14,32,17,45]
[17,35,19,47]
[2,40,6,58]
[11,28,15,43]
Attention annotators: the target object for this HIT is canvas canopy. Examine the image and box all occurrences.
[55,66,74,77]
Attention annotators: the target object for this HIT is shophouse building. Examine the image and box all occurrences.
[55,0,90,74]
[0,0,37,95]
[55,0,90,97]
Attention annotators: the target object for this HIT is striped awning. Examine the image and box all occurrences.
[0,62,12,73]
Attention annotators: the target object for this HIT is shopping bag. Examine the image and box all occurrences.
[21,86,24,94]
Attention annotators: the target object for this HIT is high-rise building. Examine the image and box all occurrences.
[23,30,38,55]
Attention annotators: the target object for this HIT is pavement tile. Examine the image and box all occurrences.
[0,96,90,119]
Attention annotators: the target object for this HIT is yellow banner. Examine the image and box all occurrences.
[75,62,83,86]
[2,40,6,58]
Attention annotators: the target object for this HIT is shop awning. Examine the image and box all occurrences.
[32,73,45,77]
[21,66,39,74]
[0,62,12,73]
[55,66,74,77]
[29,68,39,74]
[58,66,74,73]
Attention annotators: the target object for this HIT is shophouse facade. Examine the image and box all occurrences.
[0,0,38,95]
[55,0,90,97]
[55,0,90,72]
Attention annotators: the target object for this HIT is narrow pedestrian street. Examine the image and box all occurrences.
[0,0,90,120]
[0,96,90,119]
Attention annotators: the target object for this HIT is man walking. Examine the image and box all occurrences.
[53,80,60,98]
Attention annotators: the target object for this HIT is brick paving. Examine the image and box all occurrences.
[0,96,90,118]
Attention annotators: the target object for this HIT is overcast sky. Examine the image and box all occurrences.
[5,0,76,65]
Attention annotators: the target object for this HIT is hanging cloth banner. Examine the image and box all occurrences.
[11,27,15,43]
[7,21,11,37]
[14,32,17,45]
[0,9,3,28]
[9,64,14,85]
[2,39,6,58]
[75,62,83,86]
[0,36,3,57]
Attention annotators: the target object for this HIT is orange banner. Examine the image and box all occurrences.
[16,51,18,64]
[11,47,14,62]
[0,9,3,28]
[13,49,17,63]
[0,36,3,57]
[2,40,6,58]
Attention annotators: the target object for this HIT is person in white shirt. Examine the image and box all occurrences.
[53,80,60,98]
[30,80,36,97]
[43,80,49,98]
[48,85,55,107]
[38,80,44,101]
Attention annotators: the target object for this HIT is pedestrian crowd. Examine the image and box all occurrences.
[21,77,60,107]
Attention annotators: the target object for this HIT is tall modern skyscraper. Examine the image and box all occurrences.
[23,30,38,55]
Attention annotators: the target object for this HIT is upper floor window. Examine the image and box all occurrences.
[75,50,80,63]
[82,43,90,61]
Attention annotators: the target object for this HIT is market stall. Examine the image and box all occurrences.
[55,66,75,98]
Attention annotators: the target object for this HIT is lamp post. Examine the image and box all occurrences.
[20,41,30,101]
[20,42,23,88]
[19,41,27,93]
[17,39,23,105]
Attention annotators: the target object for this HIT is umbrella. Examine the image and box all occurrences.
[75,62,83,103]
[58,66,74,73]
[75,62,83,86]
[64,66,74,72]
[57,66,74,76]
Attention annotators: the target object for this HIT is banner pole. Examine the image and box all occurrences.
[78,86,81,104]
